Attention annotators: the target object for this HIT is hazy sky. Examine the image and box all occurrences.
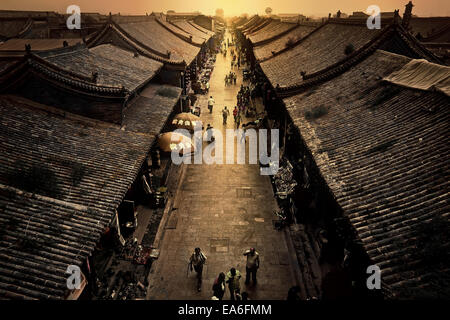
[2,0,449,17]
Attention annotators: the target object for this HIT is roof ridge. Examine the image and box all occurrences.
[111,21,173,59]
[0,17,33,40]
[259,21,328,63]
[87,20,186,66]
[273,22,445,97]
[251,22,300,47]
[187,20,213,35]
[155,17,203,47]
[245,18,272,35]
[275,24,397,97]
[416,24,450,42]
[0,54,129,97]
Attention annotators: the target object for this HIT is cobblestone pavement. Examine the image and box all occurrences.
[146,32,297,300]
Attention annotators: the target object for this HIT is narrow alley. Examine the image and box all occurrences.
[146,32,297,300]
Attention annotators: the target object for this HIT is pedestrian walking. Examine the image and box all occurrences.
[244,248,260,285]
[233,106,238,123]
[212,272,226,300]
[233,73,237,85]
[222,106,230,124]
[225,268,241,300]
[189,247,207,292]
[236,112,241,129]
[208,96,215,113]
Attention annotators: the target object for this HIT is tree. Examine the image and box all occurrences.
[265,7,272,15]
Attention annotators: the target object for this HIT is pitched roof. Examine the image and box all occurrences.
[42,44,162,92]
[123,84,181,135]
[172,20,211,42]
[243,18,271,35]
[0,94,153,299]
[409,17,450,43]
[0,18,33,40]
[247,21,297,45]
[283,50,450,298]
[0,38,82,53]
[232,17,247,27]
[260,21,385,87]
[155,18,204,46]
[237,15,261,31]
[253,24,316,61]
[0,184,107,299]
[261,20,442,90]
[188,21,215,37]
[0,53,129,98]
[115,17,201,65]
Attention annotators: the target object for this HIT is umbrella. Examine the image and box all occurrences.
[157,132,195,155]
[171,113,201,131]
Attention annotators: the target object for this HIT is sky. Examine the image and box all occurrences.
[1,0,449,17]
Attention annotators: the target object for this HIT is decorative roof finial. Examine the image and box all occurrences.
[402,1,414,29]
[393,9,401,24]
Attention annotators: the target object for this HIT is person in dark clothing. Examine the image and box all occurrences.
[189,247,207,292]
[287,285,301,301]
[212,272,226,300]
[243,248,260,285]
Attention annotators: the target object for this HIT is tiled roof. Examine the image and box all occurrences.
[253,24,316,61]
[409,17,450,43]
[43,44,162,92]
[188,21,215,37]
[0,38,82,52]
[0,184,108,299]
[261,20,442,89]
[155,18,204,46]
[0,94,153,299]
[0,18,32,40]
[237,15,261,31]
[283,50,450,298]
[172,20,211,42]
[117,18,200,65]
[242,18,271,35]
[247,21,297,45]
[260,21,383,87]
[0,53,129,97]
[123,84,181,135]
[232,17,247,27]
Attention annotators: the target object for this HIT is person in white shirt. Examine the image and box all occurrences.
[208,96,215,113]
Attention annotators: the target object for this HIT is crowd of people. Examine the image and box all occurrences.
[224,71,237,86]
[189,247,260,300]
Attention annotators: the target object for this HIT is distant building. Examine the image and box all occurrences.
[274,14,307,23]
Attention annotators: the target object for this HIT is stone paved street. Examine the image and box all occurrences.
[146,32,297,300]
